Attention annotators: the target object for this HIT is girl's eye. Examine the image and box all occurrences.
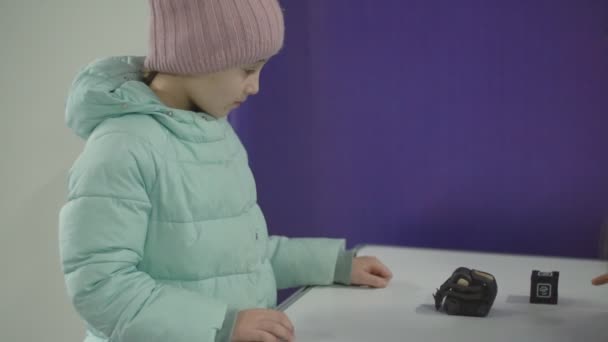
[243,69,256,75]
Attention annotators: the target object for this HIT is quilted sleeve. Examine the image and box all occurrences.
[265,236,347,289]
[59,133,233,342]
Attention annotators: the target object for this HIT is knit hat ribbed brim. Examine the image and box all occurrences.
[144,0,284,75]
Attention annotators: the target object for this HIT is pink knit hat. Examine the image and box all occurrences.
[144,0,284,75]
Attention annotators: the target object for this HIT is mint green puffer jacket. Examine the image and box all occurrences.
[59,56,351,342]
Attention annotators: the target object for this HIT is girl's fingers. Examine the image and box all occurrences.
[359,272,389,288]
[592,273,608,286]
[370,261,393,279]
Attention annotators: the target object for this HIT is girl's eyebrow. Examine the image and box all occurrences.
[244,60,267,68]
[251,59,267,66]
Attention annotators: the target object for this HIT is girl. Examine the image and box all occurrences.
[59,1,393,341]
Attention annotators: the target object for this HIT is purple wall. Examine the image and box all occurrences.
[232,0,608,259]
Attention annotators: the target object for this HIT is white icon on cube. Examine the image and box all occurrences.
[536,283,552,298]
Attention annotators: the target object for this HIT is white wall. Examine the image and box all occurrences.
[1,1,148,341]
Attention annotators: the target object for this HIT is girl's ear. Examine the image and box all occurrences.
[142,68,159,85]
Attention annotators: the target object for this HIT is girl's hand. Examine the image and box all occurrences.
[592,273,608,286]
[231,309,295,342]
[351,256,393,288]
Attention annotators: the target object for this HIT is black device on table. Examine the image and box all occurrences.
[433,267,498,317]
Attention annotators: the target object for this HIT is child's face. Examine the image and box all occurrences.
[183,60,266,118]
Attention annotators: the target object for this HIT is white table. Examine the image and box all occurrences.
[279,245,608,342]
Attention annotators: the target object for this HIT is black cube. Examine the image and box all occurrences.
[530,270,559,304]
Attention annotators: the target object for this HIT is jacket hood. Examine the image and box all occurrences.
[65,56,227,142]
